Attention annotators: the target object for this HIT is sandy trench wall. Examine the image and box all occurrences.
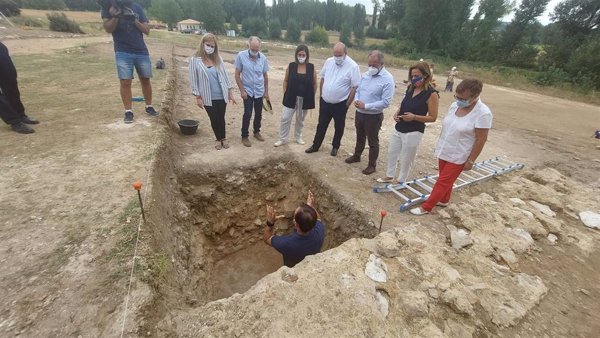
[138,53,380,334]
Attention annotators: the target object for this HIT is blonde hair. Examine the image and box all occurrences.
[194,33,221,66]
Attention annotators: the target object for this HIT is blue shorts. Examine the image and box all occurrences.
[115,51,152,80]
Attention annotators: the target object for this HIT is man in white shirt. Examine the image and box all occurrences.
[305,42,361,156]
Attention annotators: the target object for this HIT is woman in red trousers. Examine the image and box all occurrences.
[410,78,492,215]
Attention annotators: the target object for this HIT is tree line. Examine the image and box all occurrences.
[2,0,598,90]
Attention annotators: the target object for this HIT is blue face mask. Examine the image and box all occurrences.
[411,76,423,85]
[456,98,470,108]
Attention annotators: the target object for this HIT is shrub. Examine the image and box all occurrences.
[285,18,301,43]
[0,0,20,16]
[366,26,389,39]
[339,23,352,47]
[228,17,238,34]
[241,16,267,37]
[11,16,44,27]
[383,38,417,56]
[269,18,281,40]
[47,12,83,33]
[305,25,329,47]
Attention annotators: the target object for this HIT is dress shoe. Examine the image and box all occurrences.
[362,166,376,175]
[242,137,252,147]
[254,132,265,141]
[330,147,338,156]
[11,122,35,134]
[345,155,360,164]
[305,145,318,153]
[22,115,40,124]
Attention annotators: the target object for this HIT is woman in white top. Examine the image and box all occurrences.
[189,33,237,150]
[410,78,493,215]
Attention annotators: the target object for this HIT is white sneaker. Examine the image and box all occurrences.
[296,138,305,145]
[409,207,429,216]
[274,140,285,147]
[436,202,449,207]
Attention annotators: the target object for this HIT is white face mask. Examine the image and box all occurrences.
[249,50,259,57]
[297,56,306,64]
[204,44,215,55]
[367,66,380,76]
[334,56,345,66]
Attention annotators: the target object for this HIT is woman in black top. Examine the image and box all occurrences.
[274,45,317,147]
[377,62,439,183]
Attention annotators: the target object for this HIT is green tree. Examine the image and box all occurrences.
[466,0,511,61]
[354,25,365,48]
[500,0,550,58]
[285,18,301,42]
[0,0,20,16]
[306,25,329,46]
[228,17,239,34]
[149,0,184,29]
[269,18,282,40]
[241,16,267,37]
[339,23,352,47]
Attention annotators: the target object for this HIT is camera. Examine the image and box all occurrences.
[98,0,137,20]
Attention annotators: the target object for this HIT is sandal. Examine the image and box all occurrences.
[215,141,222,150]
[221,139,230,149]
[376,177,395,183]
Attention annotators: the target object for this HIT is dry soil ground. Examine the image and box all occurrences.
[0,23,599,337]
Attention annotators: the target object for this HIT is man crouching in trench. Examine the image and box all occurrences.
[263,191,325,267]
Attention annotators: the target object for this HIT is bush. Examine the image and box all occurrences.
[269,18,281,40]
[383,38,417,56]
[339,23,352,47]
[11,16,44,27]
[47,12,83,33]
[0,0,20,16]
[305,25,329,47]
[366,26,389,39]
[285,18,301,43]
[228,17,238,34]
[241,16,267,37]
[532,66,569,86]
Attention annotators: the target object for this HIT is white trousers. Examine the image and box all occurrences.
[385,130,424,183]
[279,96,306,142]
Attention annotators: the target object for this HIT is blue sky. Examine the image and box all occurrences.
[339,0,563,25]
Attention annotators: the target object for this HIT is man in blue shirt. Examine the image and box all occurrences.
[345,50,395,175]
[234,36,270,147]
[263,191,325,268]
[101,1,159,123]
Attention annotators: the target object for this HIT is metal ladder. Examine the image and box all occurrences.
[373,156,525,211]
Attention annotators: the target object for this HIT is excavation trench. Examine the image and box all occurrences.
[145,151,378,327]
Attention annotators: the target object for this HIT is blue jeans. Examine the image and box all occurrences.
[241,96,263,137]
[115,51,152,80]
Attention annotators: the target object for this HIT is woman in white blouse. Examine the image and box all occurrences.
[189,33,237,150]
[410,78,493,215]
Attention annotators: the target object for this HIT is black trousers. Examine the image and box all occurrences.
[354,111,383,168]
[241,96,263,137]
[0,93,22,125]
[0,79,26,125]
[205,99,227,140]
[311,98,349,149]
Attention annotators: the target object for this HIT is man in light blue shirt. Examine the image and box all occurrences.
[345,50,395,175]
[234,36,270,147]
